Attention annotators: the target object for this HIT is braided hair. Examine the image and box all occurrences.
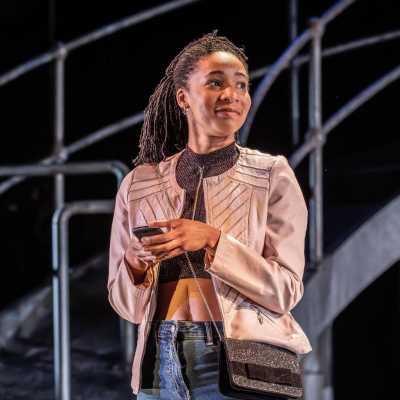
[132,30,248,167]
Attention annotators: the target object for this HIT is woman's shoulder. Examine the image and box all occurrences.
[236,144,286,171]
[127,150,182,183]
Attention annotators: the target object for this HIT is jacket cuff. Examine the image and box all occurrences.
[123,256,154,289]
[204,231,229,274]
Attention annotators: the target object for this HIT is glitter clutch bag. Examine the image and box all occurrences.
[184,251,304,399]
[218,338,303,399]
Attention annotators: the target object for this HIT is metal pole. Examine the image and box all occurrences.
[308,18,324,270]
[52,209,71,400]
[289,0,300,146]
[51,214,62,400]
[52,201,115,400]
[305,16,329,400]
[0,160,135,385]
[53,44,66,400]
[60,217,71,400]
[54,44,67,210]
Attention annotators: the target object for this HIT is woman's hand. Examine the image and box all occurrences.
[140,219,221,261]
[125,235,157,276]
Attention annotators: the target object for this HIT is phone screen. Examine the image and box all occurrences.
[132,226,163,240]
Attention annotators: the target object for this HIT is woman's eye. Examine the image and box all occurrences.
[208,79,223,87]
[237,82,248,91]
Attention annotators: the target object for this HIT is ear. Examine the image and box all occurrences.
[176,87,189,109]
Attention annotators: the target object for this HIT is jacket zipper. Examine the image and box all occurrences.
[251,303,278,325]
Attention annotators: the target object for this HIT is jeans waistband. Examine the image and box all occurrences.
[150,320,224,342]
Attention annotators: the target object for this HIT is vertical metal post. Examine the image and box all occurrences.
[289,0,300,146]
[305,17,332,400]
[54,44,67,209]
[308,18,324,270]
[303,327,334,400]
[52,216,61,400]
[53,44,68,400]
[52,209,71,400]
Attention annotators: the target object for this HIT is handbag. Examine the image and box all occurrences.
[183,251,304,399]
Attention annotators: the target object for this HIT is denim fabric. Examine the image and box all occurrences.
[137,320,237,400]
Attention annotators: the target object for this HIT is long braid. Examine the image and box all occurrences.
[132,30,248,167]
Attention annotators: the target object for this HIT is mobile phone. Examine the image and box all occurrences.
[132,225,163,240]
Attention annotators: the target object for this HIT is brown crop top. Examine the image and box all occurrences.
[158,140,239,283]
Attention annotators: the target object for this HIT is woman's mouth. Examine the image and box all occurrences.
[215,108,241,118]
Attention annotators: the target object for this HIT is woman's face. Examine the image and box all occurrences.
[177,51,251,138]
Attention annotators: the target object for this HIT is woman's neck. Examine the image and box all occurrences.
[186,132,236,154]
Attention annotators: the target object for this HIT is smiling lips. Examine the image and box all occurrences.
[215,107,241,116]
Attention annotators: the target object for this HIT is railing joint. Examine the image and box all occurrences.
[55,42,68,60]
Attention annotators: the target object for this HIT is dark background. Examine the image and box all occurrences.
[1,1,399,398]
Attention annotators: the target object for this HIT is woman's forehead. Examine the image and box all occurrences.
[194,51,247,77]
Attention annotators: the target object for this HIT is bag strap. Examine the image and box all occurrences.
[183,251,223,342]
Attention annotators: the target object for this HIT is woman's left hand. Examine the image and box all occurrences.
[140,219,220,261]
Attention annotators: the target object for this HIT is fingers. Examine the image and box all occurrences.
[149,220,174,229]
[142,238,182,256]
[154,247,183,262]
[140,229,177,245]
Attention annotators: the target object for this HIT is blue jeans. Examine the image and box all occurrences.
[137,320,237,400]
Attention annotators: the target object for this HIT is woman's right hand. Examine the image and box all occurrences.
[125,235,157,276]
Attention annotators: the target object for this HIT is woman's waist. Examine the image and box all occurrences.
[155,278,222,320]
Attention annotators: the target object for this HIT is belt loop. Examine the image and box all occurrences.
[205,321,214,346]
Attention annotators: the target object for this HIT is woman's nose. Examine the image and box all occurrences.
[219,86,240,103]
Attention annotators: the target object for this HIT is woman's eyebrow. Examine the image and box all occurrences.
[205,70,249,80]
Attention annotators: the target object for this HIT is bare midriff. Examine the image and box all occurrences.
[154,278,223,321]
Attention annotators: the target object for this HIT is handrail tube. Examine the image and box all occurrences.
[239,29,312,145]
[250,29,400,80]
[66,112,144,155]
[52,200,115,400]
[239,0,356,145]
[0,112,140,195]
[66,0,200,53]
[319,0,357,25]
[0,162,130,400]
[289,63,400,168]
[308,18,324,269]
[294,29,400,68]
[0,161,129,183]
[289,0,300,146]
[0,0,200,87]
[54,46,67,212]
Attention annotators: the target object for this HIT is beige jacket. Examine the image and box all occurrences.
[107,143,312,394]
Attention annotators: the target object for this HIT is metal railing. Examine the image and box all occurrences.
[238,0,400,269]
[238,0,357,269]
[2,2,400,197]
[0,161,130,400]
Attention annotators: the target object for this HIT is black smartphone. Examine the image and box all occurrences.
[132,225,163,240]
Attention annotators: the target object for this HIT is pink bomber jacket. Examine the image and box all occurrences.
[107,143,312,394]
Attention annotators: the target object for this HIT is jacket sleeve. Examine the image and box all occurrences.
[204,155,308,314]
[107,170,154,324]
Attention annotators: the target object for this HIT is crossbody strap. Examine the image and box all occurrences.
[184,251,223,342]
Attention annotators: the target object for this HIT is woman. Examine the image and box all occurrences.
[108,31,312,400]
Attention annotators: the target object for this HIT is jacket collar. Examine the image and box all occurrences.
[167,142,244,193]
